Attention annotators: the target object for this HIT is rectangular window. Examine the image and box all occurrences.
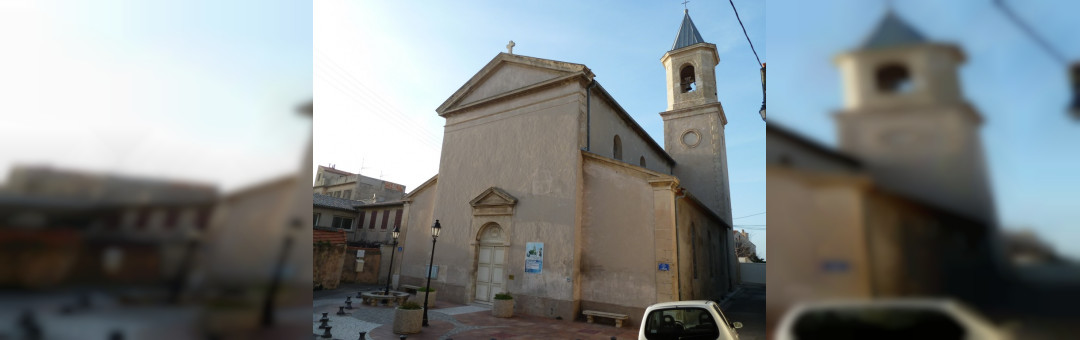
[380,210,389,229]
[343,190,352,199]
[358,211,367,229]
[393,209,403,229]
[313,213,321,226]
[332,216,353,230]
[369,211,378,229]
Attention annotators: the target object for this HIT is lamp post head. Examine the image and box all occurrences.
[431,220,442,239]
[392,225,400,240]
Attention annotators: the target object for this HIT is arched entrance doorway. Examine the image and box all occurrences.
[474,223,507,304]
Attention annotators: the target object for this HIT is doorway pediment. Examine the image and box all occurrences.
[470,187,517,216]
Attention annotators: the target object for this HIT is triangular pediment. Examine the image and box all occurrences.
[469,187,518,207]
[436,53,593,116]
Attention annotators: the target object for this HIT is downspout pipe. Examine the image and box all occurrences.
[674,187,686,300]
[585,80,598,151]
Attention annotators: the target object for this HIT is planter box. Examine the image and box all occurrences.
[492,298,514,318]
[393,308,423,334]
[417,291,437,308]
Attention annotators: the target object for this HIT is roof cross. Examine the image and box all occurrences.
[682,0,690,10]
[506,40,515,54]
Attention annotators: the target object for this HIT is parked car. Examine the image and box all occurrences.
[639,300,742,340]
[775,299,1014,340]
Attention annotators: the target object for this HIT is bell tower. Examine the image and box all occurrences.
[834,10,994,222]
[661,9,732,225]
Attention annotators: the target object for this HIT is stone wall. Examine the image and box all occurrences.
[313,242,347,289]
[339,247,381,284]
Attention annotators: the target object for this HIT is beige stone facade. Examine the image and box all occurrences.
[388,11,739,327]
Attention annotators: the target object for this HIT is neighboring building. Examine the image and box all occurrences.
[313,165,406,203]
[313,193,362,231]
[392,10,739,326]
[733,229,757,263]
[766,10,1000,326]
[0,165,218,286]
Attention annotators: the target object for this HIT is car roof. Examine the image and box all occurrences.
[788,298,959,310]
[646,300,716,310]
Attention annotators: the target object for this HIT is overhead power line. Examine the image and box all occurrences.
[728,0,762,67]
[734,211,765,220]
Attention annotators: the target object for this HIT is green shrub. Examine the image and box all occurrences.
[416,286,436,292]
[399,301,422,310]
[494,293,513,300]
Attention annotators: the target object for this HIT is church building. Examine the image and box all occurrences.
[766,10,1002,326]
[390,10,739,326]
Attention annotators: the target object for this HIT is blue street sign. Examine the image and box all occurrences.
[658,263,670,271]
[822,260,850,272]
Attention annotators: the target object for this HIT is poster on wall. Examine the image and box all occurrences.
[525,242,543,274]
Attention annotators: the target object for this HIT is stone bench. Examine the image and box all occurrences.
[583,310,630,328]
[360,291,409,306]
[399,284,421,295]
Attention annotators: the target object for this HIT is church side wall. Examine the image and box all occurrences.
[401,83,584,320]
[396,179,437,288]
[674,197,733,302]
[579,158,660,327]
[588,94,673,174]
[764,167,872,329]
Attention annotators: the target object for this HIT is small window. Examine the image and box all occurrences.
[359,211,368,229]
[313,213,321,226]
[680,65,697,93]
[343,190,352,199]
[613,135,623,160]
[369,211,378,229]
[380,210,390,229]
[640,156,647,167]
[332,216,353,230]
[876,63,913,94]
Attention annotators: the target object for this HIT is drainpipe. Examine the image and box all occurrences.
[673,187,686,300]
[585,80,598,151]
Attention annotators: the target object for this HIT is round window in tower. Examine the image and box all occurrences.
[681,129,702,148]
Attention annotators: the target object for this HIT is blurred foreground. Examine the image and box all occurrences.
[767,1,1080,339]
[0,103,314,339]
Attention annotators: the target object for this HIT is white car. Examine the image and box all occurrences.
[639,300,742,340]
[775,299,1014,340]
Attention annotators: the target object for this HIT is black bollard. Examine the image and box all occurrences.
[358,331,366,340]
[346,296,352,302]
[345,300,354,310]
[399,335,407,340]
[337,306,347,315]
[319,317,330,329]
[320,312,329,322]
[321,326,333,339]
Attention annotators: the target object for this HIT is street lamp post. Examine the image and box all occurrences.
[759,63,766,122]
[421,220,442,327]
[383,226,400,295]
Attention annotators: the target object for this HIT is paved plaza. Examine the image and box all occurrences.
[312,283,766,340]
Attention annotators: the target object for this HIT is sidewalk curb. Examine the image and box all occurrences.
[718,285,745,309]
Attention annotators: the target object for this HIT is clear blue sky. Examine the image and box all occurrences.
[315,0,766,257]
[768,0,1080,259]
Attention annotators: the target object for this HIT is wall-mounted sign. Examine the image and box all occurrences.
[525,242,544,274]
[383,182,405,192]
[821,260,849,273]
[658,263,671,271]
[356,250,365,258]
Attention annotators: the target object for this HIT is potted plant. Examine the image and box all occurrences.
[416,287,437,308]
[492,292,514,318]
[392,301,423,334]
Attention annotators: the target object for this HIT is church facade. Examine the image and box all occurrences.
[390,10,739,325]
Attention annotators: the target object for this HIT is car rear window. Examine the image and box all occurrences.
[643,307,720,340]
[791,307,966,340]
